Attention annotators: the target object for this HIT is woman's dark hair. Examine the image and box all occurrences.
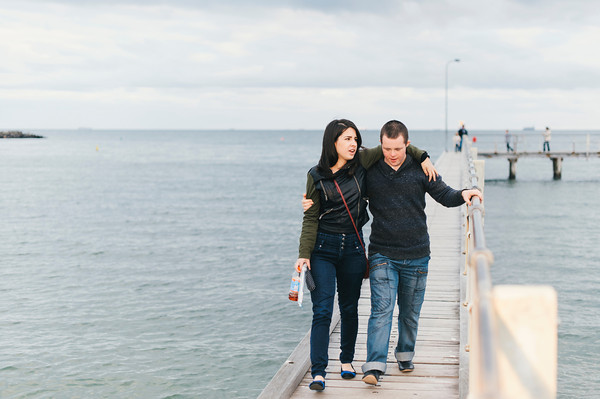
[317,119,362,176]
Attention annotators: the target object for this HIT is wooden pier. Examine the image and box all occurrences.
[477,150,600,179]
[260,152,467,398]
[262,147,558,398]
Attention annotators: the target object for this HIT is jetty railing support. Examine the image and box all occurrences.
[508,158,517,180]
[551,157,563,180]
[493,286,557,398]
[461,142,558,399]
[476,150,600,180]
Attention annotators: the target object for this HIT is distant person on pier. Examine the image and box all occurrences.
[543,127,551,152]
[358,120,482,385]
[453,132,461,152]
[457,123,468,151]
[295,119,437,391]
[505,129,514,152]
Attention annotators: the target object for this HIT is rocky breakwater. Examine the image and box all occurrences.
[1,130,44,138]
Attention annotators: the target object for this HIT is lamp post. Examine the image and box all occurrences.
[445,58,460,152]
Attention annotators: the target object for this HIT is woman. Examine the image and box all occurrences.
[295,119,435,390]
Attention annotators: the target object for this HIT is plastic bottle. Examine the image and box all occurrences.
[289,269,301,301]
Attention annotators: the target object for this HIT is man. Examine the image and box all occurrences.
[505,129,514,152]
[543,127,551,152]
[453,132,461,152]
[362,120,482,385]
[457,123,468,151]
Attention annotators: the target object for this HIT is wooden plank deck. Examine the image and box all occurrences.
[288,152,466,398]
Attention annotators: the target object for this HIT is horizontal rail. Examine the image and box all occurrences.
[463,143,501,398]
[477,151,600,158]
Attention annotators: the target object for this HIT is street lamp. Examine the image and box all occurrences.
[445,58,460,152]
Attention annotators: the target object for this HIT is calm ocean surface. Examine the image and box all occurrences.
[1,129,599,398]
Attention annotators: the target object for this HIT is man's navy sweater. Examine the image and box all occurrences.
[367,156,465,260]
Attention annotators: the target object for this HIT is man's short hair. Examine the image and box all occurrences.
[380,120,409,142]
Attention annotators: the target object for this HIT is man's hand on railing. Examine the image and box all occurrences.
[462,189,483,206]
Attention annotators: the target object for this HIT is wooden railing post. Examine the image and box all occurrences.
[493,285,558,399]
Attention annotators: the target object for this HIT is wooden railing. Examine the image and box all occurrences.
[461,143,558,399]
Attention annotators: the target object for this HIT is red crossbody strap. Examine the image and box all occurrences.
[333,179,369,278]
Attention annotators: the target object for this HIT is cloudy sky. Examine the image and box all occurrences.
[1,0,599,130]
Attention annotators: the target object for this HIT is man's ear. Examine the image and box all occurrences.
[406,140,411,147]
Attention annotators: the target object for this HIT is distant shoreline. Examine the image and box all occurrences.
[1,131,44,139]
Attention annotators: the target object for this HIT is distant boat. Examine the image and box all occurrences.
[522,126,535,131]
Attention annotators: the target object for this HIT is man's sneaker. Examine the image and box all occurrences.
[362,370,381,385]
[398,360,414,372]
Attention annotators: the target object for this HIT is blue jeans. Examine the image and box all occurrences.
[362,253,430,374]
[543,141,550,151]
[309,231,366,378]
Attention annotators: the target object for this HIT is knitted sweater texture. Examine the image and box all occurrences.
[367,156,465,260]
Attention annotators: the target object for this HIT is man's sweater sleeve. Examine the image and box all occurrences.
[298,173,320,259]
[426,175,465,207]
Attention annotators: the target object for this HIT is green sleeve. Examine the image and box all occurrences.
[358,146,383,169]
[298,173,320,259]
[406,144,427,162]
[359,144,428,170]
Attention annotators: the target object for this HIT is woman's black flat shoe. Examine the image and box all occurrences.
[340,364,356,379]
[309,379,325,390]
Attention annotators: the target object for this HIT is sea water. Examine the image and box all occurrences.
[1,129,598,398]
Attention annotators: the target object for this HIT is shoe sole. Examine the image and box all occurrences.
[400,368,414,373]
[362,375,378,385]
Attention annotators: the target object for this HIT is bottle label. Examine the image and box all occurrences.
[290,278,300,291]
[289,276,300,301]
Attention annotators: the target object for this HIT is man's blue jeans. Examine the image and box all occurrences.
[309,232,366,378]
[362,253,430,374]
[543,141,550,151]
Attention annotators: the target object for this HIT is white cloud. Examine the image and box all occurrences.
[0,0,599,129]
